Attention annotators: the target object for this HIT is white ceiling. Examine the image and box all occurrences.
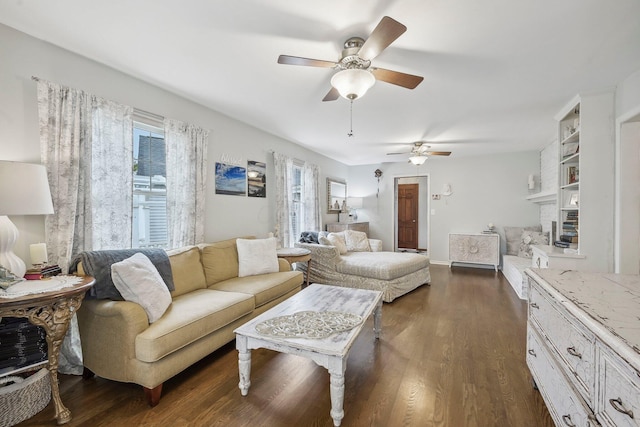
[2,0,640,165]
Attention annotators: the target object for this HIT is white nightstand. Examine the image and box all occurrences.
[449,233,500,271]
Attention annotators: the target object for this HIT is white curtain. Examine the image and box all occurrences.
[273,152,322,248]
[37,79,132,375]
[164,118,209,248]
[301,162,322,233]
[273,152,294,248]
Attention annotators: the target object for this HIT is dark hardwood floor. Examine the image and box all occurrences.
[18,265,553,427]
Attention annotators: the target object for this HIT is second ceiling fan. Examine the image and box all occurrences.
[278,16,424,102]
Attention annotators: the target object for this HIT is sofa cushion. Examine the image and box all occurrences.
[336,252,429,280]
[326,232,347,254]
[166,246,206,297]
[111,253,172,323]
[504,225,542,255]
[135,288,254,362]
[344,230,371,252]
[208,271,302,308]
[201,238,243,286]
[236,237,279,277]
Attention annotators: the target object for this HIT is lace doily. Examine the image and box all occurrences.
[255,310,363,339]
[0,275,84,299]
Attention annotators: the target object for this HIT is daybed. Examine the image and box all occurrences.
[74,237,303,406]
[295,230,430,302]
[501,225,547,300]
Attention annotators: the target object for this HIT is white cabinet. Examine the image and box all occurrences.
[448,233,500,271]
[525,269,640,427]
[530,244,585,270]
[553,92,615,272]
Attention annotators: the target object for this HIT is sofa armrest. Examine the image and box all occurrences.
[278,258,292,272]
[77,299,150,379]
[368,239,382,252]
[295,242,341,269]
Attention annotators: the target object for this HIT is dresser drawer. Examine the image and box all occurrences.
[597,346,640,427]
[527,326,596,427]
[529,282,596,405]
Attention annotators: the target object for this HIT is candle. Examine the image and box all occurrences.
[30,243,48,265]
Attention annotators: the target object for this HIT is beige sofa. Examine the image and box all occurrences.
[76,237,303,406]
[295,234,430,302]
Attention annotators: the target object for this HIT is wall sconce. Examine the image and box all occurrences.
[528,174,535,190]
[442,183,452,196]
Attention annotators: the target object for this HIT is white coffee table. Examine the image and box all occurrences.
[234,284,383,426]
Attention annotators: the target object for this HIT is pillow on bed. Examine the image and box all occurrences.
[326,232,348,254]
[518,230,549,258]
[504,225,542,255]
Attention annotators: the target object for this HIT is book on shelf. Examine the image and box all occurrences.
[560,235,579,243]
[24,264,62,280]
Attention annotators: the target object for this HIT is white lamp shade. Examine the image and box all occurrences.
[330,69,376,100]
[409,155,427,165]
[0,161,54,215]
[347,197,363,209]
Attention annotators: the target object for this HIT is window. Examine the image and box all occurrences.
[290,163,303,242]
[132,119,167,248]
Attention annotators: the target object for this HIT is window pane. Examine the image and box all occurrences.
[132,123,167,248]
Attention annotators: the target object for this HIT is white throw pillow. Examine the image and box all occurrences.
[326,232,348,254]
[344,230,371,252]
[518,230,549,258]
[111,253,172,323]
[236,237,279,277]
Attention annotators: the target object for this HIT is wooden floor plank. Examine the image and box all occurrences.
[16,265,553,427]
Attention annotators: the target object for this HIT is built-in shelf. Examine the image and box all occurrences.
[525,190,557,204]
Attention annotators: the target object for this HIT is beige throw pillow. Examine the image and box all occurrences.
[236,237,279,277]
[344,230,371,252]
[504,225,542,255]
[326,232,348,254]
[111,253,172,323]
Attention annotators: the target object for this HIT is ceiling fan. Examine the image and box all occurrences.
[277,16,424,102]
[387,142,452,165]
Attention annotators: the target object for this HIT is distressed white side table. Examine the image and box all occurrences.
[448,232,500,271]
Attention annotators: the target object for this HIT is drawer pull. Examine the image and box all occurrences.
[562,414,576,426]
[530,302,539,309]
[536,258,541,268]
[566,346,582,359]
[609,398,634,418]
[528,349,536,357]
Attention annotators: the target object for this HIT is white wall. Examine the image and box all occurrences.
[347,151,541,264]
[0,23,348,264]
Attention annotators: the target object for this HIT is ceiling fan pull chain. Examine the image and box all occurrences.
[347,99,354,137]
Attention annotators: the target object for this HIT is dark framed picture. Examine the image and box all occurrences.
[247,160,266,198]
[215,162,246,196]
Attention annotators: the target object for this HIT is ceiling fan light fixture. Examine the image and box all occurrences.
[409,154,427,165]
[330,69,375,100]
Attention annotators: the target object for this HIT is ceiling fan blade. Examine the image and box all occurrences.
[358,16,407,61]
[322,87,340,102]
[386,152,405,155]
[371,68,424,89]
[425,151,451,156]
[277,55,337,68]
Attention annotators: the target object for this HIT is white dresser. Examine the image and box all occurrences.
[525,269,640,427]
[448,233,500,271]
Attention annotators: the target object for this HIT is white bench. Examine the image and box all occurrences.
[502,255,530,300]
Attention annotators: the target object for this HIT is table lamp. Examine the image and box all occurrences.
[347,197,363,221]
[0,160,54,278]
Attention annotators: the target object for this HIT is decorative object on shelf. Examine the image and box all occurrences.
[567,166,578,184]
[29,243,48,266]
[483,223,495,234]
[0,266,24,289]
[0,161,54,279]
[374,169,382,198]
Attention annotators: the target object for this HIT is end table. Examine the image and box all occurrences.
[276,248,312,287]
[0,275,95,425]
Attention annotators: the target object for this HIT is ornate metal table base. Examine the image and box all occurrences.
[0,277,94,425]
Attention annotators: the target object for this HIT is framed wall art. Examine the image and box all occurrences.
[215,162,246,196]
[247,160,266,198]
